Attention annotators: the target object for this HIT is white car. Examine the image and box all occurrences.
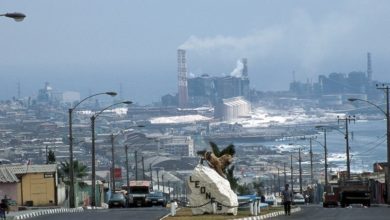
[292,194,305,205]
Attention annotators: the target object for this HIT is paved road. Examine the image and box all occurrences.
[30,207,170,220]
[273,205,390,220]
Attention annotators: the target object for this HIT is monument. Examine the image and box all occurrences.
[187,148,238,215]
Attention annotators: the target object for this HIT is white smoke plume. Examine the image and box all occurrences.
[178,28,283,52]
[177,8,362,76]
[230,60,244,77]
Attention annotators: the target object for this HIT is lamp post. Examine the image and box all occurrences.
[349,86,390,204]
[68,92,116,208]
[0,12,26,21]
[90,100,132,207]
[315,126,329,193]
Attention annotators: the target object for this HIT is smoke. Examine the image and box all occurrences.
[230,60,244,77]
[177,8,363,78]
[178,28,283,53]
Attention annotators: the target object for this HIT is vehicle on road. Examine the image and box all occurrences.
[145,191,167,207]
[292,194,305,205]
[325,175,371,208]
[126,181,152,207]
[108,192,127,208]
[323,192,338,207]
[339,179,370,207]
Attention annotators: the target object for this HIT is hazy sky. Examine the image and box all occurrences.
[2,0,390,104]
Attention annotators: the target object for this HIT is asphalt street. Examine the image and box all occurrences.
[273,205,390,220]
[30,207,170,220]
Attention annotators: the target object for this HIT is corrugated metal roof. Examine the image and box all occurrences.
[5,164,57,174]
[0,167,19,183]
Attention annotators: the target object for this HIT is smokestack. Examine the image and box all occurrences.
[177,49,188,108]
[367,52,372,82]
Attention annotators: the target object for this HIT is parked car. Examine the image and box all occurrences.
[108,192,127,208]
[292,194,305,205]
[145,191,167,207]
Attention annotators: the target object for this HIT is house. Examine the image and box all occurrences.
[0,164,58,206]
[0,166,19,202]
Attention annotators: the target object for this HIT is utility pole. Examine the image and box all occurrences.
[299,148,303,194]
[135,150,138,181]
[168,180,171,201]
[338,115,355,179]
[142,156,145,180]
[316,126,329,193]
[125,145,130,195]
[324,129,328,192]
[68,108,75,208]
[45,145,48,164]
[284,162,287,185]
[290,155,293,193]
[162,174,165,194]
[157,168,160,191]
[278,167,281,196]
[91,116,96,206]
[149,163,153,186]
[310,138,313,185]
[377,84,390,204]
[111,134,115,191]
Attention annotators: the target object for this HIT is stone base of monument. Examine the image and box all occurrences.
[187,164,238,216]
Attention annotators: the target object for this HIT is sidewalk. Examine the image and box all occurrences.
[5,207,84,220]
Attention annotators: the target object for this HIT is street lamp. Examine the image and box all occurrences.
[90,100,132,207]
[68,91,116,208]
[0,12,26,21]
[349,86,390,204]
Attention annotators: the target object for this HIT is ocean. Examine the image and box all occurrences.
[325,119,387,173]
[234,118,388,175]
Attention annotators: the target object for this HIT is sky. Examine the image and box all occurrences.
[2,0,390,104]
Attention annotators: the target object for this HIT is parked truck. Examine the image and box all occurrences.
[125,181,152,207]
[323,177,371,208]
[339,179,370,207]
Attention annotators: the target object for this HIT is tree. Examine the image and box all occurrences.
[209,141,239,191]
[236,180,264,196]
[47,149,56,164]
[237,183,254,195]
[59,160,88,188]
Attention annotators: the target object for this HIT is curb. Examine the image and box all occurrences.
[231,207,302,220]
[7,207,84,220]
[159,206,302,220]
[160,207,181,220]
